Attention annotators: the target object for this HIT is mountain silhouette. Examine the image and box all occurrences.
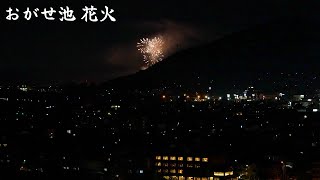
[108,17,320,92]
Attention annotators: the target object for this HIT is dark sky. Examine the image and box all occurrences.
[0,0,316,84]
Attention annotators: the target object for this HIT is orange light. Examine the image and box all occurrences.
[187,157,193,161]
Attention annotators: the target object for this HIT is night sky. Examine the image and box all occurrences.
[1,0,317,84]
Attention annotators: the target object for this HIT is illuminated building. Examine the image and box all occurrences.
[293,95,305,101]
[152,155,237,180]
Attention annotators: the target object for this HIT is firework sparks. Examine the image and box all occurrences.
[137,36,165,67]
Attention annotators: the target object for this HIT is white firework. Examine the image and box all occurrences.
[137,36,165,67]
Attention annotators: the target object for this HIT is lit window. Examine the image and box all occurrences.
[225,171,233,176]
[157,169,161,173]
[195,164,200,168]
[178,169,183,174]
[170,163,176,167]
[170,156,176,161]
[187,157,193,161]
[178,163,183,167]
[163,156,169,160]
[178,157,183,161]
[187,164,193,168]
[170,169,176,173]
[163,163,169,167]
[202,158,208,162]
[214,172,224,176]
[163,169,169,173]
[156,156,161,160]
[3,144,7,147]
[155,162,161,166]
[195,157,200,161]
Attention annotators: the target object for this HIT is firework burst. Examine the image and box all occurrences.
[137,36,165,67]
